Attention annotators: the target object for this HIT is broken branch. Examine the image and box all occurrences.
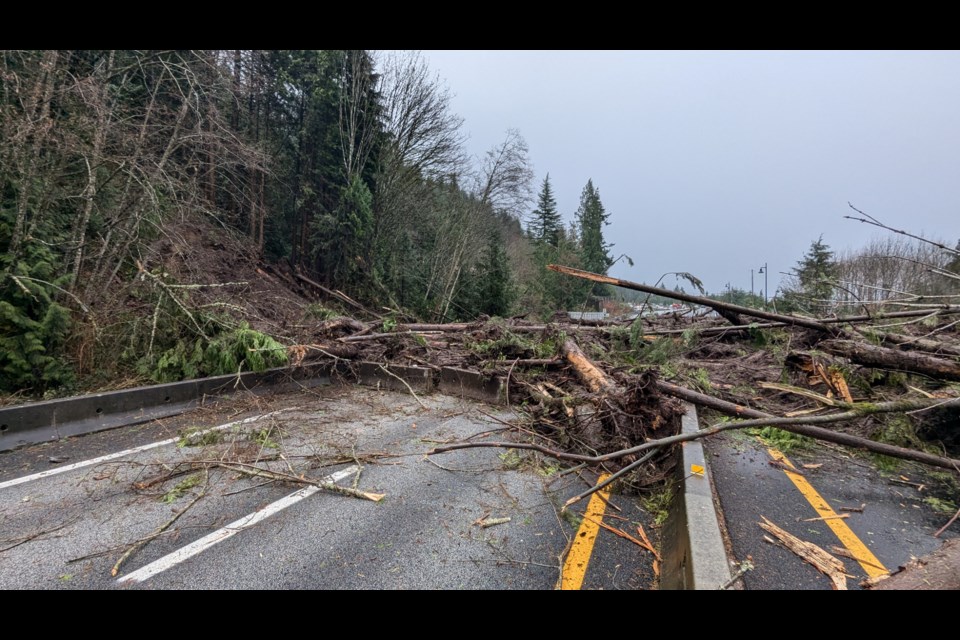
[759,516,847,590]
[216,461,384,502]
[112,470,208,576]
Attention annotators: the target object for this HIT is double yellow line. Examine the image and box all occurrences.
[767,447,887,578]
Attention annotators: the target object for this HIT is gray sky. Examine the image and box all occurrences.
[422,50,960,298]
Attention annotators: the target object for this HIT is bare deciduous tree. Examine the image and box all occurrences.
[475,128,534,219]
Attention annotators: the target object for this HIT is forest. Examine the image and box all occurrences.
[3,50,959,400]
[0,50,617,395]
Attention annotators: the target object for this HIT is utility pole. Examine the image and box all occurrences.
[751,269,754,297]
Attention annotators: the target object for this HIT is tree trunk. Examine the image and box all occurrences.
[9,50,59,257]
[872,332,960,358]
[70,51,114,291]
[821,339,960,382]
[654,380,960,470]
[560,338,619,394]
[548,264,960,334]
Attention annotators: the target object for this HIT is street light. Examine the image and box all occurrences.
[758,263,768,307]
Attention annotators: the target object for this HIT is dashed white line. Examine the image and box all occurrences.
[117,465,358,585]
[0,410,289,491]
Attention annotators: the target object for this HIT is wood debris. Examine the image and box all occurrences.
[759,516,848,590]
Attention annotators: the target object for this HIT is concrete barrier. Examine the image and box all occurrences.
[352,362,434,392]
[0,363,332,452]
[660,402,732,589]
[438,367,506,405]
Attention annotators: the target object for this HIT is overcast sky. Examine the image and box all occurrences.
[421,50,960,298]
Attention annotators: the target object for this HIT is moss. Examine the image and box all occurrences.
[160,473,203,503]
[641,485,674,527]
[177,426,222,448]
[498,449,523,470]
[923,496,958,514]
[249,427,279,449]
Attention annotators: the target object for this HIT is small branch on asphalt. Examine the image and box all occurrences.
[478,517,511,529]
[215,461,384,502]
[803,514,849,522]
[830,546,888,571]
[0,517,80,554]
[719,559,754,590]
[112,470,208,577]
[562,448,661,509]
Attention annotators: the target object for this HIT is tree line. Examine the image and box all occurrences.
[0,50,616,394]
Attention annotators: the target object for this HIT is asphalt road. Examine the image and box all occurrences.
[707,430,959,590]
[0,386,658,590]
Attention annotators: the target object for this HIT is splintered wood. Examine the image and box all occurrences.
[759,516,848,590]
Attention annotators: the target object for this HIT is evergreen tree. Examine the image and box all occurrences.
[782,235,837,315]
[475,228,514,317]
[574,179,614,295]
[528,174,562,247]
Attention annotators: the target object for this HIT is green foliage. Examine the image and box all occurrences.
[923,496,957,514]
[499,449,523,470]
[872,413,936,456]
[638,337,678,365]
[381,315,398,332]
[532,228,592,314]
[161,473,203,503]
[750,426,812,452]
[303,304,339,321]
[535,331,567,359]
[468,328,533,359]
[690,367,712,392]
[312,176,375,293]
[474,228,515,317]
[250,427,280,449]
[0,253,75,393]
[147,323,288,383]
[711,287,766,309]
[641,485,674,526]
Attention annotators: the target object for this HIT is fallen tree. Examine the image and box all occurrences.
[549,264,960,385]
[821,339,960,382]
[654,380,960,470]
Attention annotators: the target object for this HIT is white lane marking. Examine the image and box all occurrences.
[0,410,290,491]
[117,465,358,585]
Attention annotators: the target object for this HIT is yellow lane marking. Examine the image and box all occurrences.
[561,473,611,590]
[766,448,888,578]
